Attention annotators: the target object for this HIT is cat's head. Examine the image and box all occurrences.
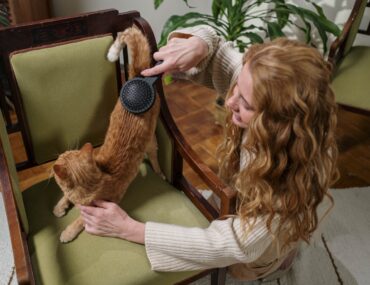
[53,143,102,194]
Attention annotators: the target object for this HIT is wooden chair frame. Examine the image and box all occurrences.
[328,0,370,116]
[0,9,236,285]
[329,0,370,65]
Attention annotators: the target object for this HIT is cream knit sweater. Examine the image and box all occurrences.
[144,26,283,276]
[145,216,280,272]
[167,25,243,98]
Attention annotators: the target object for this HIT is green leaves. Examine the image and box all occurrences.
[244,32,264,44]
[267,22,285,40]
[155,0,341,54]
[0,15,9,27]
[275,0,289,28]
[285,3,341,53]
[0,4,10,27]
[154,0,164,10]
[212,0,222,20]
[154,0,193,9]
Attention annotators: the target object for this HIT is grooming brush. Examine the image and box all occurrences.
[119,61,163,114]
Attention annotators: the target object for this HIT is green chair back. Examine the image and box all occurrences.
[10,35,118,164]
[156,119,174,183]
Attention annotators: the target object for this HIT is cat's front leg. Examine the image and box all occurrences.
[60,216,84,243]
[53,195,71,217]
[147,134,166,180]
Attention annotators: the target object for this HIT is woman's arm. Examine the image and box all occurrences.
[143,25,243,99]
[79,200,275,271]
[145,217,274,271]
[141,36,209,76]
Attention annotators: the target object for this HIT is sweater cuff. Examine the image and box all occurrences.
[145,221,188,271]
[145,221,214,271]
[168,25,219,76]
[145,222,162,271]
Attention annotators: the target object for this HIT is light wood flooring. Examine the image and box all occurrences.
[6,80,370,190]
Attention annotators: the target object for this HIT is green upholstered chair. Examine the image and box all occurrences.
[0,10,236,285]
[329,0,370,115]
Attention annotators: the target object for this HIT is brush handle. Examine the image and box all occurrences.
[144,60,163,86]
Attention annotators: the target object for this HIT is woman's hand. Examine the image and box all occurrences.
[78,200,145,244]
[141,36,208,77]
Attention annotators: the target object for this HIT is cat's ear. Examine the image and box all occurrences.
[80,143,93,154]
[53,164,68,179]
[80,143,94,163]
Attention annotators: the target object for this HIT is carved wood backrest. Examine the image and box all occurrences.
[0,10,145,169]
[328,0,370,66]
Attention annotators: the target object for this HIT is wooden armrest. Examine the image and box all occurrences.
[328,36,344,66]
[174,135,236,216]
[0,142,34,285]
[156,87,237,219]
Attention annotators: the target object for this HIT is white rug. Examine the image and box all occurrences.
[0,192,17,285]
[1,187,370,285]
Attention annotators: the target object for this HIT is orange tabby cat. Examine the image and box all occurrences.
[53,27,162,243]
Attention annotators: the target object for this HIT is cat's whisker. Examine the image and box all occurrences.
[48,167,55,178]
[74,141,78,150]
[40,168,55,191]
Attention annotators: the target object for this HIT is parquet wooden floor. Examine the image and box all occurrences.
[6,80,370,191]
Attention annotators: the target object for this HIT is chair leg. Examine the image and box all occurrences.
[211,267,227,285]
[0,84,12,129]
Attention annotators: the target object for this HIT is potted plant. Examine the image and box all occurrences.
[0,2,10,28]
[154,0,340,54]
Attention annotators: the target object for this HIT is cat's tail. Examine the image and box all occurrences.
[107,33,125,62]
[107,27,151,78]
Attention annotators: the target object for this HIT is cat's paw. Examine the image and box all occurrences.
[107,41,119,62]
[139,163,147,177]
[159,172,166,181]
[53,206,66,218]
[60,229,77,243]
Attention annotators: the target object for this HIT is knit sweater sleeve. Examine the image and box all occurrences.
[145,217,276,272]
[168,25,243,99]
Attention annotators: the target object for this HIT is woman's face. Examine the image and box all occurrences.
[225,63,255,128]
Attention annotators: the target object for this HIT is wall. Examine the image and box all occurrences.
[50,0,369,46]
[50,0,212,42]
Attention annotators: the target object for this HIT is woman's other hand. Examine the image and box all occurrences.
[141,36,208,77]
[79,200,145,244]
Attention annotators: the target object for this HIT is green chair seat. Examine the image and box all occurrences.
[23,162,209,285]
[331,46,370,110]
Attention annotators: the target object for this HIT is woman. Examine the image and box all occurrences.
[79,26,339,280]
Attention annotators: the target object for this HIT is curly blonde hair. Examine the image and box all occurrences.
[217,38,339,246]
